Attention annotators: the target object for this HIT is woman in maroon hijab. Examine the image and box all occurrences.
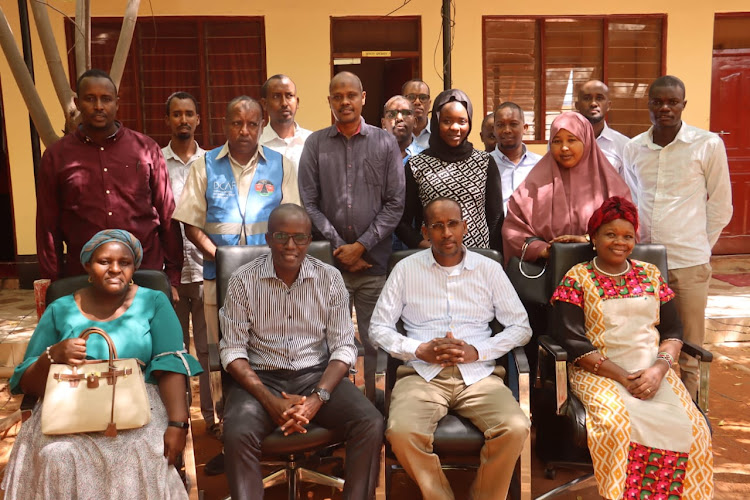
[502,111,632,263]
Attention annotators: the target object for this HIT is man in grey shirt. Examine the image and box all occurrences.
[298,71,405,401]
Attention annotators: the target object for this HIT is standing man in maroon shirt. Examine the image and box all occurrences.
[36,69,183,297]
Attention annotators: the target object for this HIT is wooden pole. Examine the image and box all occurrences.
[109,0,140,91]
[0,6,59,147]
[74,0,85,78]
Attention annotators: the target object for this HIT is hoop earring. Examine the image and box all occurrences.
[130,279,135,285]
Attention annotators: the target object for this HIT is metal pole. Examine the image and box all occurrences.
[17,0,42,184]
[442,0,451,90]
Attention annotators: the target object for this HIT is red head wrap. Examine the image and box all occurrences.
[587,196,639,240]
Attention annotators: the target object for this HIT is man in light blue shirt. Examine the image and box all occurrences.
[381,95,425,165]
[371,197,531,500]
[490,102,542,214]
[402,79,431,149]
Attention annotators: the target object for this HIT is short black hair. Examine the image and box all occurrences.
[481,112,494,127]
[261,74,295,99]
[401,79,429,95]
[649,75,686,98]
[494,101,524,121]
[165,91,199,116]
[423,197,462,224]
[268,204,311,233]
[76,68,117,94]
[225,96,262,118]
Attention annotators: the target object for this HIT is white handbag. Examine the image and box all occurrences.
[41,327,151,436]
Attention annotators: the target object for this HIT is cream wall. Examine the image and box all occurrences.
[1,0,747,255]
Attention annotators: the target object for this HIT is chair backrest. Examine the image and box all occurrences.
[548,242,669,295]
[215,241,335,320]
[45,269,173,305]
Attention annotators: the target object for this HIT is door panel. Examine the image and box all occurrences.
[710,49,750,254]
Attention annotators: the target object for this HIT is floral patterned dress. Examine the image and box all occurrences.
[551,260,713,499]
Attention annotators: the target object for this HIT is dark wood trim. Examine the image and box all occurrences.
[538,19,546,141]
[602,18,609,84]
[332,51,420,59]
[714,12,750,19]
[481,16,488,115]
[661,15,668,75]
[196,21,209,147]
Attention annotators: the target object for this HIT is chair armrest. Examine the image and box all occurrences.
[681,341,713,363]
[208,342,221,372]
[511,346,530,374]
[537,335,569,415]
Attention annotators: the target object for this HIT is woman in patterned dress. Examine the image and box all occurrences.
[2,230,202,499]
[396,89,504,251]
[550,197,713,499]
[502,111,631,264]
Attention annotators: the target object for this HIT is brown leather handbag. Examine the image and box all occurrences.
[41,327,151,436]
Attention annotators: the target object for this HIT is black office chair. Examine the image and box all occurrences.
[533,243,713,499]
[19,271,200,495]
[209,242,349,499]
[383,248,531,500]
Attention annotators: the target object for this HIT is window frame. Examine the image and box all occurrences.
[482,14,668,143]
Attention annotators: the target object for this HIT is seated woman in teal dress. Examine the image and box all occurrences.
[550,198,713,499]
[2,229,202,500]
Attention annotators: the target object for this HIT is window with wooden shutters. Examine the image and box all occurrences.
[66,17,266,149]
[483,15,665,142]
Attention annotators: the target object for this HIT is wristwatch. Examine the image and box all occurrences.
[167,420,190,430]
[311,387,330,404]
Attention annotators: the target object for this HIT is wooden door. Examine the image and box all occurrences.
[710,49,750,254]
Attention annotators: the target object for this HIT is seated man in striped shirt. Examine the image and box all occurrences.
[219,204,383,500]
[370,197,532,500]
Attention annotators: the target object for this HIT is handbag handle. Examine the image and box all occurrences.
[519,238,547,279]
[79,327,119,365]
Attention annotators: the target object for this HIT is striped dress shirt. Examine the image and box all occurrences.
[219,253,358,371]
[370,248,532,385]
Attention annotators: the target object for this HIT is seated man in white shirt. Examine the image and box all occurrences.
[575,79,630,174]
[259,74,312,170]
[370,197,532,500]
[490,102,542,214]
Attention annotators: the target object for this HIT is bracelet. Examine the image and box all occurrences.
[46,346,55,363]
[167,420,190,430]
[657,351,674,368]
[593,355,608,375]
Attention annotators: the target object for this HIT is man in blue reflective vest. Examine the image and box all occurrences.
[173,95,300,387]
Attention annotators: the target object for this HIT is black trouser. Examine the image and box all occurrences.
[223,368,384,500]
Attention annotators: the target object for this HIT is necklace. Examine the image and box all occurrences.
[592,257,631,277]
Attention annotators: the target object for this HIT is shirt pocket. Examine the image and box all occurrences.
[362,158,385,189]
[113,157,152,202]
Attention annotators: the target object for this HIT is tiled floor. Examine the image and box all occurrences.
[1,255,749,499]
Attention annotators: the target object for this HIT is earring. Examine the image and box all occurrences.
[129,279,135,285]
[87,276,93,283]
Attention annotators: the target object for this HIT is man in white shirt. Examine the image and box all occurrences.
[162,91,215,433]
[370,197,531,500]
[623,75,733,397]
[575,80,630,174]
[490,102,542,214]
[402,79,432,149]
[259,74,312,170]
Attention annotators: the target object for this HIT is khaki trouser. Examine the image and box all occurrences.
[386,365,529,500]
[669,263,712,399]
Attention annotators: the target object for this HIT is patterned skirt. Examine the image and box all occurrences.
[1,384,188,500]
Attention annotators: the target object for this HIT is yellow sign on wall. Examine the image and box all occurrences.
[362,50,392,57]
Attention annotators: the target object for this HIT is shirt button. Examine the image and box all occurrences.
[347,164,352,168]
[348,184,352,188]
[108,211,112,216]
[100,147,104,151]
[348,204,352,208]
[106,190,110,194]
[103,168,108,172]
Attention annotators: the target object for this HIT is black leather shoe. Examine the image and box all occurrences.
[204,452,225,476]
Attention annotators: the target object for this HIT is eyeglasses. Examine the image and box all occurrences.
[425,219,463,231]
[270,232,312,246]
[647,98,684,109]
[404,93,430,103]
[384,109,414,119]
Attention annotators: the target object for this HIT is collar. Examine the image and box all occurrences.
[494,143,529,163]
[598,122,616,142]
[425,245,477,271]
[642,121,694,149]
[76,121,124,145]
[414,118,431,138]
[216,141,265,163]
[261,122,303,142]
[258,252,316,283]
[330,117,366,138]
[163,140,205,164]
